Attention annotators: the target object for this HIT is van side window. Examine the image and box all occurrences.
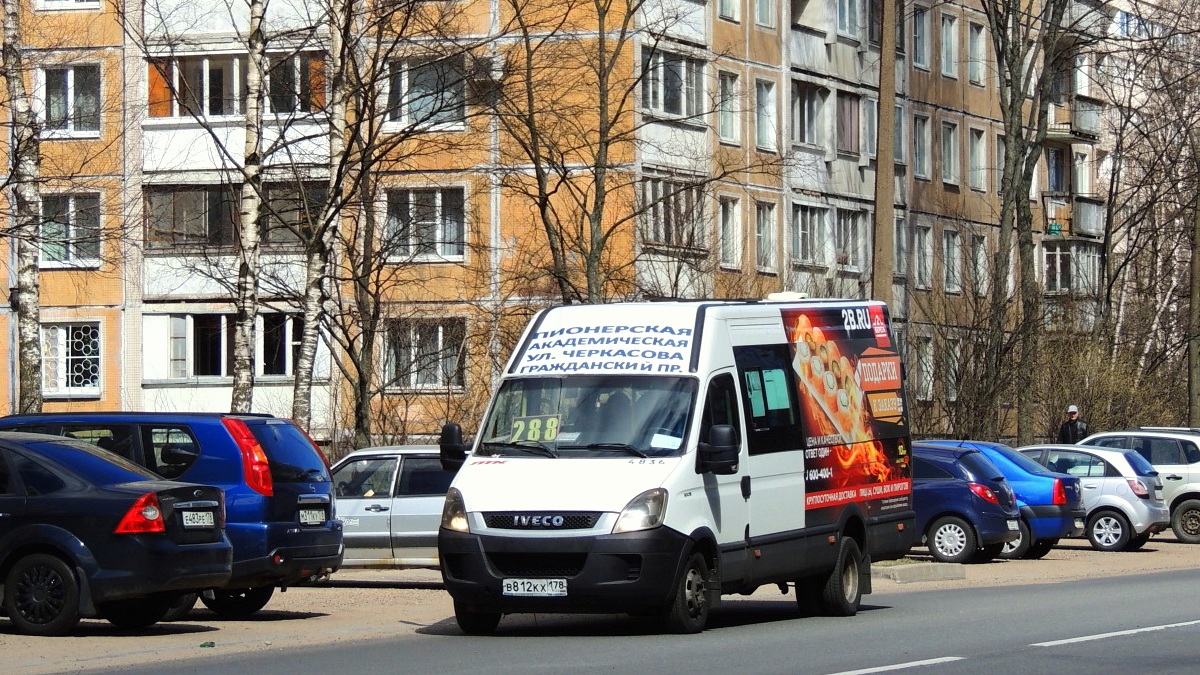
[733,344,803,456]
[699,374,741,446]
[142,426,200,479]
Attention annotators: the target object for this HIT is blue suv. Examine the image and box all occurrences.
[912,443,1020,563]
[924,440,1085,559]
[0,413,343,617]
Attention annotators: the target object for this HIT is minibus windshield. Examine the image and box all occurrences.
[478,376,698,458]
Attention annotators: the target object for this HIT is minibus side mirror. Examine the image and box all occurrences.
[439,423,468,471]
[697,424,739,475]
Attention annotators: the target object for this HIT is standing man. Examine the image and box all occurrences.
[1057,405,1089,444]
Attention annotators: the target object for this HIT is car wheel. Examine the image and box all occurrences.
[818,537,863,617]
[161,593,199,622]
[662,551,710,633]
[199,587,275,618]
[1170,499,1200,544]
[2,553,81,637]
[97,596,172,629]
[998,520,1030,560]
[970,542,1004,563]
[1087,510,1132,552]
[452,599,501,635]
[927,516,976,564]
[1024,539,1058,560]
[1126,532,1152,551]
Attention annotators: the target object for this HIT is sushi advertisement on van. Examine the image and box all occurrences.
[783,305,911,524]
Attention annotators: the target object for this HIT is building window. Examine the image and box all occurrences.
[145,186,238,249]
[944,338,960,402]
[868,0,882,44]
[718,72,740,143]
[1074,152,1091,193]
[719,197,741,267]
[149,55,248,118]
[718,0,738,20]
[865,98,878,157]
[42,64,100,133]
[792,204,826,266]
[971,234,988,296]
[894,216,908,276]
[969,128,986,191]
[268,53,326,115]
[755,79,777,150]
[941,120,959,184]
[791,81,825,146]
[894,104,906,163]
[165,314,302,378]
[913,6,930,69]
[261,183,328,245]
[385,187,466,259]
[1044,242,1070,293]
[386,319,465,389]
[996,133,1006,193]
[837,91,860,154]
[914,224,932,288]
[1075,242,1101,295]
[41,194,100,265]
[913,114,930,178]
[837,0,858,36]
[755,0,774,27]
[260,314,303,376]
[914,335,933,401]
[941,14,959,78]
[968,23,985,85]
[641,48,704,118]
[835,209,862,270]
[190,314,237,376]
[642,175,704,248]
[755,202,776,270]
[42,323,100,396]
[387,55,465,126]
[943,229,962,293]
[1047,147,1069,193]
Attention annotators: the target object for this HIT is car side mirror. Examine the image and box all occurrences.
[697,424,739,475]
[440,423,468,472]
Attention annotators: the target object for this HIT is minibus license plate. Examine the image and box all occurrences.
[182,511,215,528]
[503,578,567,597]
[300,509,325,525]
[1006,519,1019,531]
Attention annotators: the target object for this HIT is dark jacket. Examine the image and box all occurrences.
[1058,418,1089,444]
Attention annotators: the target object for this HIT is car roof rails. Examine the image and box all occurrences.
[1135,426,1200,434]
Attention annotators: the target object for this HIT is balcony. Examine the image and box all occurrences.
[1046,95,1102,143]
[1060,0,1110,40]
[1072,194,1105,237]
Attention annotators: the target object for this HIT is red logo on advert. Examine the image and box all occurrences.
[869,306,890,347]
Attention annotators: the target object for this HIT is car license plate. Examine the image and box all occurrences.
[1006,519,1019,531]
[1074,518,1085,529]
[181,510,215,528]
[502,578,567,597]
[1155,488,1164,501]
[300,508,325,525]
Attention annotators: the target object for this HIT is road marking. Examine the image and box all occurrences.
[828,657,964,674]
[1032,619,1200,647]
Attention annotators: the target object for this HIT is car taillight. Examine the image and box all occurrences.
[223,418,274,496]
[1052,478,1067,505]
[1127,479,1149,498]
[114,492,166,534]
[968,482,1000,505]
[291,419,330,472]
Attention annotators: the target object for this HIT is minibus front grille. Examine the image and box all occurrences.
[482,512,602,530]
[487,552,587,577]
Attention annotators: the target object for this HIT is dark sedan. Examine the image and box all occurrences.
[0,432,232,636]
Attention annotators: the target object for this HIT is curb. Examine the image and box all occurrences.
[872,562,966,583]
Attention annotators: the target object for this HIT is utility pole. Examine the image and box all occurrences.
[871,0,897,306]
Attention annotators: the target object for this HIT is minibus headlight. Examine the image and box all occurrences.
[441,487,469,533]
[613,488,668,534]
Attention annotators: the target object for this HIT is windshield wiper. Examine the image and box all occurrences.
[559,443,648,458]
[481,440,559,458]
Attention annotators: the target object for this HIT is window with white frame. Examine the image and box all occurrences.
[943,229,962,293]
[971,233,988,296]
[42,322,100,396]
[837,91,860,154]
[865,98,878,157]
[40,0,100,9]
[913,335,933,401]
[755,202,776,270]
[940,14,959,78]
[164,314,303,378]
[643,175,705,248]
[42,64,100,133]
[893,216,908,276]
[718,72,740,143]
[968,128,985,191]
[268,53,325,115]
[385,318,465,389]
[914,114,930,178]
[894,104,905,163]
[719,197,740,267]
[968,23,985,85]
[718,0,738,21]
[792,204,826,266]
[1043,241,1070,293]
[756,0,774,27]
[913,6,930,69]
[385,187,466,259]
[835,209,862,269]
[791,81,825,146]
[941,120,959,184]
[261,314,304,376]
[642,48,704,118]
[145,185,239,249]
[838,0,859,36]
[41,194,100,265]
[755,79,777,150]
[996,133,1006,192]
[148,55,248,118]
[1075,242,1101,295]
[1074,152,1091,193]
[914,224,932,288]
[944,337,960,402]
[387,55,465,126]
[1047,146,1069,193]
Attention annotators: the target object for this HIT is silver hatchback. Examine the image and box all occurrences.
[1018,444,1169,552]
[331,446,458,569]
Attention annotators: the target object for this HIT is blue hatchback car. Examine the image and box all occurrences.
[912,443,1020,563]
[923,440,1086,560]
[0,413,343,618]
